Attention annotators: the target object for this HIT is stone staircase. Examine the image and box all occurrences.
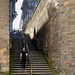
[10,34,53,75]
[10,54,31,75]
[10,38,31,75]
[29,50,53,75]
[10,50,53,75]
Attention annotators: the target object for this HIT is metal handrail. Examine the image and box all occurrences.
[27,45,32,75]
[29,54,32,75]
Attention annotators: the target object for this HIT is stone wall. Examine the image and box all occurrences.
[25,0,75,75]
[0,0,9,72]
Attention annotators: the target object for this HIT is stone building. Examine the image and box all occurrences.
[9,0,17,44]
[19,0,39,31]
[0,0,17,72]
[9,0,17,33]
[25,0,75,75]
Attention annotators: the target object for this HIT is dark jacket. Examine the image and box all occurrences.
[21,50,27,59]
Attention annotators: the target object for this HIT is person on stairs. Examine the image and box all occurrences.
[20,47,28,69]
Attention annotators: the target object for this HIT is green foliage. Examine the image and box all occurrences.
[64,70,69,75]
[0,71,9,75]
[41,51,53,69]
[52,70,60,75]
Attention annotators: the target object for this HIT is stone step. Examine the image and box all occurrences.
[32,72,52,75]
[12,58,46,62]
[30,53,43,54]
[12,63,48,66]
[13,51,42,52]
[30,54,43,55]
[30,50,42,51]
[31,57,44,59]
[13,55,44,57]
[32,66,50,68]
[32,68,51,70]
[13,58,45,60]
[13,54,44,57]
[12,62,29,64]
[32,70,52,72]
[12,64,30,66]
[13,60,46,62]
[10,67,51,70]
[32,61,47,63]
[31,60,46,61]
[12,59,46,62]
[30,56,44,58]
[12,59,29,63]
[10,68,30,70]
[13,51,42,53]
[30,52,43,53]
[11,64,49,67]
[30,53,43,55]
[13,57,45,59]
[10,70,31,73]
[11,65,49,68]
[10,73,31,75]
[11,66,29,68]
[14,49,41,51]
[12,62,47,64]
[30,58,45,60]
[10,70,52,73]
[11,61,28,63]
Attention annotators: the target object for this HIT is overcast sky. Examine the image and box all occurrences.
[13,0,23,29]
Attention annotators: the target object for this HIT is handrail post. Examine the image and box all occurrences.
[27,45,32,75]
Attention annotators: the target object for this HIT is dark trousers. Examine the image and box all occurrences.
[22,58,26,68]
